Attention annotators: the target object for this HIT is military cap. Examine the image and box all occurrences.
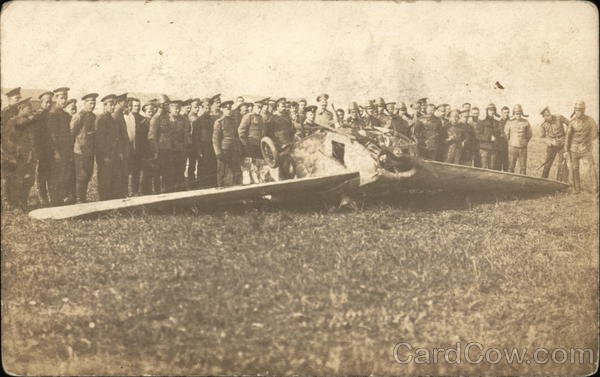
[417,97,428,104]
[398,102,407,110]
[486,103,497,110]
[65,98,77,107]
[191,98,201,104]
[298,98,307,104]
[181,99,191,106]
[101,94,117,103]
[241,102,252,107]
[459,109,470,115]
[157,94,170,104]
[200,97,212,105]
[6,87,21,97]
[427,103,436,109]
[142,103,154,111]
[540,106,550,115]
[512,104,528,116]
[220,100,234,109]
[38,91,54,100]
[53,87,70,95]
[169,100,182,106]
[435,104,445,111]
[149,98,159,104]
[461,102,471,107]
[128,97,140,104]
[289,101,299,108]
[471,106,480,111]
[115,93,128,102]
[365,103,375,109]
[210,94,221,102]
[316,93,329,102]
[82,93,98,101]
[574,100,585,109]
[275,97,287,105]
[386,101,397,106]
[268,98,276,104]
[500,106,510,111]
[376,97,386,106]
[304,105,318,114]
[16,97,32,108]
[348,101,360,111]
[255,97,269,105]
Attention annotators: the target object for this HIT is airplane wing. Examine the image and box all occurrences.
[388,159,569,193]
[28,172,360,220]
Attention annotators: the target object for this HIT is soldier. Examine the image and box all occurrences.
[139,102,157,194]
[33,91,54,206]
[266,98,296,180]
[505,104,532,175]
[148,95,173,193]
[125,97,145,195]
[375,97,387,122]
[445,109,465,164]
[298,98,307,123]
[495,106,511,171]
[565,101,598,193]
[70,93,98,203]
[344,103,366,131]
[436,104,450,161]
[1,87,22,144]
[239,99,268,184]
[112,93,130,198]
[315,94,334,127]
[181,99,192,118]
[3,98,37,211]
[466,107,482,167]
[461,102,472,114]
[476,103,501,169]
[297,105,321,138]
[418,98,428,116]
[46,87,73,206]
[213,100,242,187]
[63,98,78,204]
[334,108,346,127]
[95,94,119,200]
[458,109,477,166]
[195,98,218,188]
[413,103,443,160]
[210,94,222,120]
[538,106,570,180]
[170,100,192,189]
[186,98,201,185]
[65,99,77,116]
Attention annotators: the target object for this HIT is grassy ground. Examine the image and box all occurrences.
[2,138,599,375]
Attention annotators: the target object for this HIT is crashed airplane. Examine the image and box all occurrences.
[29,126,569,220]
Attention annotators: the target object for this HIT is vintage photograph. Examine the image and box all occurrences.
[1,0,598,375]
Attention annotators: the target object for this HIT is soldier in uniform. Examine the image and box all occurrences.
[344,103,366,131]
[375,97,387,122]
[445,109,465,164]
[239,98,268,184]
[565,101,598,193]
[125,97,145,195]
[70,93,98,203]
[495,106,510,171]
[466,107,482,167]
[538,106,570,180]
[46,87,73,206]
[213,101,242,187]
[170,100,192,189]
[140,102,157,194]
[112,93,131,198]
[298,98,307,124]
[1,87,22,144]
[266,98,296,180]
[315,94,334,127]
[363,103,382,129]
[33,91,54,206]
[186,98,201,185]
[95,94,119,200]
[505,104,532,175]
[194,98,218,188]
[148,95,174,193]
[3,98,36,211]
[476,103,501,169]
[413,103,443,160]
[435,104,450,161]
[63,98,78,204]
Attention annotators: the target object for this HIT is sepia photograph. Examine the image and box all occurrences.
[1,0,598,375]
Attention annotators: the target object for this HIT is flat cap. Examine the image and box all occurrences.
[101,94,117,103]
[210,94,221,102]
[6,87,21,97]
[82,93,99,101]
[220,100,234,109]
[417,97,428,104]
[115,93,128,102]
[38,91,54,100]
[142,103,154,111]
[181,99,191,106]
[53,87,70,95]
[191,98,201,104]
[275,97,287,105]
[16,97,32,107]
[316,93,329,102]
[65,98,77,106]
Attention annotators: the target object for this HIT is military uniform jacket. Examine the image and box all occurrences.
[1,105,19,149]
[213,115,240,156]
[135,116,151,159]
[540,115,569,146]
[476,116,501,150]
[266,113,295,147]
[363,115,382,129]
[566,115,598,154]
[504,119,532,148]
[3,114,36,163]
[191,113,214,155]
[446,123,466,145]
[47,106,73,161]
[171,115,191,152]
[32,109,51,161]
[345,117,366,130]
[148,112,173,152]
[112,109,131,160]
[95,112,119,162]
[298,121,321,138]
[70,110,96,156]
[238,113,265,146]
[413,115,443,151]
[390,115,410,137]
[315,109,334,127]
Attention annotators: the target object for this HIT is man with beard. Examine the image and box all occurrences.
[46,87,73,206]
[213,100,242,187]
[315,93,334,127]
[566,100,598,193]
[505,104,532,175]
[413,103,443,160]
[495,106,510,171]
[538,106,569,180]
[476,103,501,169]
[70,93,98,203]
[33,91,54,206]
[445,109,465,164]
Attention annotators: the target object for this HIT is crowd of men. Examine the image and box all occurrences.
[1,86,598,212]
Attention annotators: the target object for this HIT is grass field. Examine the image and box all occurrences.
[2,138,598,375]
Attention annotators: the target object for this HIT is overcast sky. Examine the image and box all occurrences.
[1,0,598,119]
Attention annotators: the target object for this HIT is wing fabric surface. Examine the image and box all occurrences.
[28,172,360,220]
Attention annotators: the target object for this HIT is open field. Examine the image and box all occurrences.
[2,139,599,375]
